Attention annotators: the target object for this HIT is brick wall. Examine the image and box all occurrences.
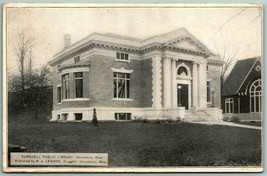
[207,65,221,108]
[88,54,153,108]
[141,59,153,107]
[52,67,61,110]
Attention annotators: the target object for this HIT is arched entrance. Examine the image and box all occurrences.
[176,64,192,110]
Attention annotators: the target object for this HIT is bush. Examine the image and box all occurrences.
[142,118,148,123]
[133,116,148,123]
[176,117,181,122]
[223,116,229,122]
[230,116,240,122]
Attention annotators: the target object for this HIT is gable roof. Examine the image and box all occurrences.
[222,57,260,96]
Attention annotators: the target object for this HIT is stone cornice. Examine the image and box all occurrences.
[49,40,212,66]
[207,58,224,66]
[163,45,210,58]
[58,63,91,72]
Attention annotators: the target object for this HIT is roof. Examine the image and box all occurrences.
[49,28,215,66]
[222,57,260,96]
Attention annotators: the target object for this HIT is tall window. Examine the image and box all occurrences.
[225,98,234,114]
[75,72,83,98]
[207,81,211,103]
[74,56,80,63]
[250,79,261,113]
[113,72,131,99]
[116,52,129,61]
[62,74,69,99]
[57,87,61,103]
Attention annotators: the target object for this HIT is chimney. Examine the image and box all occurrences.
[64,34,71,48]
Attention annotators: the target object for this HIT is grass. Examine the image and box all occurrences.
[232,121,261,127]
[8,120,262,167]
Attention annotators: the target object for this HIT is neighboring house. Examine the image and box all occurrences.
[222,57,262,121]
[48,28,223,122]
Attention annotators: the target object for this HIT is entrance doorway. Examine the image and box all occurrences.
[177,84,189,110]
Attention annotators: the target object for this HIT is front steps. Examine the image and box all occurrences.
[183,109,220,122]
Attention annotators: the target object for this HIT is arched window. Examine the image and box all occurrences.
[177,66,188,76]
[250,79,261,113]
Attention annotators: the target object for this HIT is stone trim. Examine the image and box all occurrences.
[111,67,133,73]
[58,63,90,72]
[49,41,211,66]
[152,55,162,109]
[61,98,90,102]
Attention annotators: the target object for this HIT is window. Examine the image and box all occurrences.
[57,86,61,103]
[113,72,131,99]
[62,113,68,121]
[250,79,261,113]
[114,113,131,120]
[225,98,234,114]
[74,56,80,63]
[207,81,211,103]
[75,72,83,98]
[116,52,129,62]
[177,66,188,76]
[75,113,83,120]
[62,74,69,99]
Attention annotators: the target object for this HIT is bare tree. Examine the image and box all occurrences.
[212,7,261,85]
[9,65,52,119]
[13,32,34,91]
[24,65,52,119]
[218,41,240,85]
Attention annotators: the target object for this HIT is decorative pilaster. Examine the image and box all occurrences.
[171,58,177,107]
[163,57,172,108]
[192,62,198,108]
[152,55,162,109]
[198,61,207,108]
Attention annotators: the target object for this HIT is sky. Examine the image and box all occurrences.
[6,4,262,75]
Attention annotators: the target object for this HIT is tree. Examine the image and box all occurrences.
[13,32,34,92]
[217,40,239,86]
[8,65,52,119]
[23,65,52,119]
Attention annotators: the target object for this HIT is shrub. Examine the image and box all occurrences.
[176,116,181,122]
[133,116,147,123]
[142,118,148,123]
[154,119,160,124]
[223,116,229,122]
[230,116,240,122]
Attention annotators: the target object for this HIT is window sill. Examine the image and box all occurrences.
[57,102,62,105]
[112,98,133,101]
[115,59,130,63]
[62,98,90,102]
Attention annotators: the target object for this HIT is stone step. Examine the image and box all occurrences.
[184,110,215,122]
[183,117,214,122]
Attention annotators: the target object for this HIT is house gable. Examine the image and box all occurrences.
[168,38,205,52]
[222,57,260,96]
[238,59,261,94]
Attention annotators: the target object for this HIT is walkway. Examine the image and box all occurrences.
[190,121,262,130]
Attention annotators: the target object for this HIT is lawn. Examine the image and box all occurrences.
[8,120,262,167]
[233,121,262,127]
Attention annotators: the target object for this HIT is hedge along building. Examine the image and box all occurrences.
[48,28,223,122]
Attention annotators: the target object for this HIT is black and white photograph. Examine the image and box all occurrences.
[2,3,263,172]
